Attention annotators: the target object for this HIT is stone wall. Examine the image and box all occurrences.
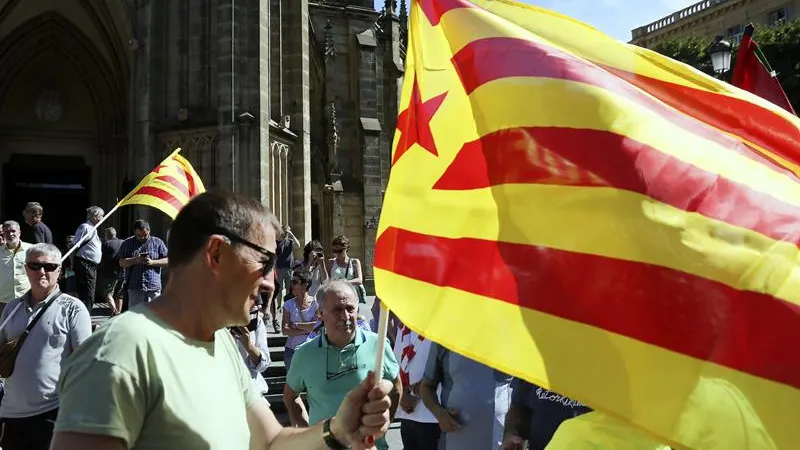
[123,0,399,259]
[127,0,279,235]
[306,2,401,293]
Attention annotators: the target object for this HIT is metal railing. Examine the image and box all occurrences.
[631,0,738,39]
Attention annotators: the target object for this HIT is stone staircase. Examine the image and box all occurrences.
[263,331,290,417]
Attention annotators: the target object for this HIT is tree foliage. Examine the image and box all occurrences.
[650,19,800,111]
[651,35,715,76]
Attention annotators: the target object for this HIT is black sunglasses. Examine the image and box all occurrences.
[26,262,60,273]
[207,227,276,277]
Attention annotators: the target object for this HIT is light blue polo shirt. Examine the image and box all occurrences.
[287,327,399,449]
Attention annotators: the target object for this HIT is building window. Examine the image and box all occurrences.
[768,8,787,26]
[726,24,743,45]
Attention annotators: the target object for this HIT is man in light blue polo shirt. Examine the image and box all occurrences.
[284,279,402,450]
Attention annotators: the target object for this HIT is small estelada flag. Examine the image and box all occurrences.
[119,148,206,218]
[731,23,796,115]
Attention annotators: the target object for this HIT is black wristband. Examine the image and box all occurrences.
[323,418,347,450]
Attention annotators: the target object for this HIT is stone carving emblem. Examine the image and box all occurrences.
[35,89,63,123]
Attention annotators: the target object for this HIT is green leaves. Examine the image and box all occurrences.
[650,19,800,112]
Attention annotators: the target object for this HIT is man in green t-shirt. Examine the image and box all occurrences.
[51,191,395,450]
[283,279,402,450]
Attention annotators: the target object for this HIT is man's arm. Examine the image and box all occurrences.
[389,376,402,420]
[419,342,444,416]
[148,239,169,267]
[251,373,394,450]
[72,225,87,247]
[119,256,139,268]
[282,384,309,427]
[118,241,139,269]
[146,257,169,267]
[419,377,444,416]
[0,301,13,344]
[68,302,93,349]
[249,396,346,450]
[51,432,126,450]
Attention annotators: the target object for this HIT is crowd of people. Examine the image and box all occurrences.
[0,194,615,450]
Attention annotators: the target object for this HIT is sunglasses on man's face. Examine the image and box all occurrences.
[207,227,277,277]
[26,262,60,273]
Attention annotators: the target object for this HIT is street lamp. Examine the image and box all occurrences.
[707,35,732,77]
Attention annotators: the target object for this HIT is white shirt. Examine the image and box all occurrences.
[73,222,101,264]
[234,315,271,395]
[0,241,31,303]
[393,325,439,423]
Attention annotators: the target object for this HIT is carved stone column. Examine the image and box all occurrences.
[269,142,277,214]
[281,145,291,226]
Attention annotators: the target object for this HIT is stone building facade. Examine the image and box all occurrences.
[0,0,407,291]
[630,0,799,48]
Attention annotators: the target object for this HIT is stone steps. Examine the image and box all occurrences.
[264,331,293,417]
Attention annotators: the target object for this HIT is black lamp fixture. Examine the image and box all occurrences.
[707,35,732,77]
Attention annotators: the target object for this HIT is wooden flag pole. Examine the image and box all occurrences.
[60,201,123,263]
[363,299,390,447]
[373,299,390,375]
[60,148,186,263]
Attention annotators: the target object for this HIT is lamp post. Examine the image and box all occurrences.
[707,35,732,79]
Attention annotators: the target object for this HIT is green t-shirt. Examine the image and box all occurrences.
[286,327,400,450]
[55,306,259,449]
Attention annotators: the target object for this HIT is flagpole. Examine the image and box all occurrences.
[60,201,123,263]
[363,300,390,447]
[60,148,184,263]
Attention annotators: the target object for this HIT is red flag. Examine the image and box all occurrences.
[731,23,796,115]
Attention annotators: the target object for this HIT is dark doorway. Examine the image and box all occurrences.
[2,154,91,249]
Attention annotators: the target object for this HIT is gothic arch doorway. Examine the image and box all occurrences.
[0,1,132,244]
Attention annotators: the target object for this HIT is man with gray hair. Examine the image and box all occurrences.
[0,243,91,450]
[71,206,104,312]
[284,279,402,450]
[1,220,32,309]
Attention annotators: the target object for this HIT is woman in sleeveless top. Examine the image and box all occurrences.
[328,235,366,302]
[281,269,319,370]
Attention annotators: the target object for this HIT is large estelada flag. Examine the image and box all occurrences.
[119,148,205,218]
[731,23,796,115]
[374,0,800,448]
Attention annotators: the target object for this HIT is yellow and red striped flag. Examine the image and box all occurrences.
[119,148,205,219]
[374,0,800,448]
